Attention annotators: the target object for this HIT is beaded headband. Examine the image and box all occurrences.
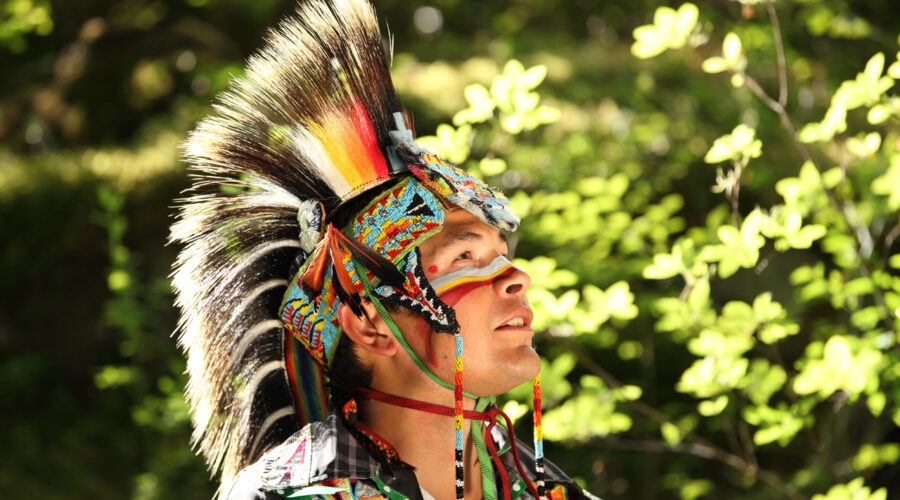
[279,148,519,424]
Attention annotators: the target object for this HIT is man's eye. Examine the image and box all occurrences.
[454,251,472,261]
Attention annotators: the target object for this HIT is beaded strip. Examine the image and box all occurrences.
[454,333,465,500]
[532,374,546,497]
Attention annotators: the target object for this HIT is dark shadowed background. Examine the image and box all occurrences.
[3,0,900,499]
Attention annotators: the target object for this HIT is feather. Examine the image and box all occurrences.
[332,224,405,288]
[170,0,408,491]
[328,231,364,316]
[300,234,332,297]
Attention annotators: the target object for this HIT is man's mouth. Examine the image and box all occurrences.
[496,308,534,330]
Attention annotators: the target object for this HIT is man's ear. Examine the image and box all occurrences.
[337,300,399,357]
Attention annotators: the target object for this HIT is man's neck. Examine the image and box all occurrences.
[360,391,486,500]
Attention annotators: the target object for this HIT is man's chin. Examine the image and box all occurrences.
[468,348,542,397]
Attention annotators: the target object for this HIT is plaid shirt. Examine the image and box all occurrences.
[223,412,600,500]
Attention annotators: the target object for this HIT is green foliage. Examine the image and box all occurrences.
[624,1,900,497]
[742,402,811,447]
[0,0,52,53]
[811,478,887,500]
[5,0,900,499]
[703,124,761,164]
[631,3,699,59]
[701,32,748,88]
[542,375,633,441]
[450,59,559,134]
[792,335,885,400]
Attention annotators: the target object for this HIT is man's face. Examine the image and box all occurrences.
[393,209,540,396]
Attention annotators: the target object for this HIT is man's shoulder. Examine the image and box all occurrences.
[220,414,380,500]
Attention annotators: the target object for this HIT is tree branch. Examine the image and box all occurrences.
[737,73,898,338]
[766,1,788,108]
[567,344,807,500]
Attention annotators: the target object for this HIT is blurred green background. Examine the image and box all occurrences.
[3,0,900,499]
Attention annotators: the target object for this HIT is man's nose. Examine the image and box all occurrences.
[493,265,531,298]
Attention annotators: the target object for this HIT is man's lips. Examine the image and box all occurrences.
[495,307,534,330]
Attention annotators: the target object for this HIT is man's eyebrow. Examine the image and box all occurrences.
[448,231,484,243]
[441,228,508,246]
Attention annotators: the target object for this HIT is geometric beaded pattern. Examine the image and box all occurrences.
[532,373,546,496]
[454,333,465,500]
[280,177,444,366]
[373,248,459,334]
[349,176,445,262]
[409,152,519,233]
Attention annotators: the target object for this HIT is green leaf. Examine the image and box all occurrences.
[867,392,886,417]
[541,375,632,441]
[501,400,529,424]
[452,83,495,125]
[889,52,900,78]
[632,25,667,59]
[517,64,548,90]
[606,281,639,320]
[479,157,507,176]
[701,56,728,74]
[661,421,682,445]
[703,209,765,278]
[680,480,714,500]
[674,3,700,41]
[743,403,806,446]
[834,52,894,110]
[872,156,900,210]
[612,385,643,401]
[846,132,882,157]
[95,365,137,389]
[889,254,900,270]
[416,123,472,164]
[867,104,891,124]
[678,350,749,398]
[793,335,885,398]
[644,251,683,279]
[698,395,728,416]
[704,124,762,164]
[822,167,845,188]
[630,3,699,58]
[742,360,787,405]
[812,479,887,500]
[799,102,847,143]
[850,306,881,330]
[722,32,743,65]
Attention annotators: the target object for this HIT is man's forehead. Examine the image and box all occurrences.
[435,211,506,244]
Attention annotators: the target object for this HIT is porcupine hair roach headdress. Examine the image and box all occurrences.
[171,0,540,497]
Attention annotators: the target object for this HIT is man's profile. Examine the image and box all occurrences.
[170,0,598,499]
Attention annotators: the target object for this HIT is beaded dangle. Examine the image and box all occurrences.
[532,374,546,497]
[454,333,465,500]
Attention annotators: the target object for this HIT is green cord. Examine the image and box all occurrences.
[354,261,478,398]
[354,261,498,499]
[472,397,498,500]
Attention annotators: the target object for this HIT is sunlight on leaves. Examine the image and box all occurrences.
[811,478,886,500]
[631,3,699,59]
[704,124,761,164]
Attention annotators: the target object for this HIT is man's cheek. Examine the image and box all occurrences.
[408,314,439,369]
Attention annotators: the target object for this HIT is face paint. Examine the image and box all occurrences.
[428,265,439,274]
[429,255,516,307]
[411,315,439,368]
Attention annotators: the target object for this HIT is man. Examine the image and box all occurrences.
[171,1,597,499]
